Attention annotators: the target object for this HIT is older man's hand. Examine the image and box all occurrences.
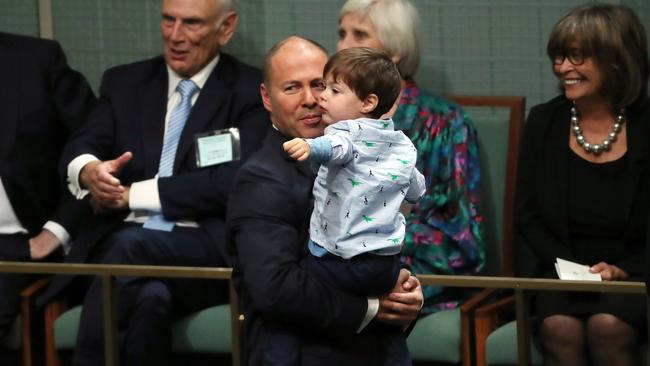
[80,151,132,204]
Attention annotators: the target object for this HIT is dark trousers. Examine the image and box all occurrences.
[264,250,411,366]
[0,234,61,366]
[73,225,227,366]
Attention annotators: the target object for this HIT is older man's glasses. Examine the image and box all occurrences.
[552,48,586,66]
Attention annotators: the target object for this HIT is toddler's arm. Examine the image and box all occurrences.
[405,168,426,203]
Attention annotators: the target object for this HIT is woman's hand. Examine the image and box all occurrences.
[589,262,629,281]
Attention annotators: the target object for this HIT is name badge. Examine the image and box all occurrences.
[195,128,241,168]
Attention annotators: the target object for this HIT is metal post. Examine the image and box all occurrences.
[102,275,119,366]
[38,0,54,39]
[515,289,531,366]
[647,297,650,364]
[229,282,241,366]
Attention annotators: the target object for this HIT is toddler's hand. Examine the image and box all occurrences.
[283,138,310,161]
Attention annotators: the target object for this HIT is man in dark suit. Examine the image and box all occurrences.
[228,36,423,366]
[38,0,269,364]
[0,32,95,361]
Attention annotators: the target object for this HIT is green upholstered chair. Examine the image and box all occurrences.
[483,317,543,365]
[44,282,240,366]
[47,304,232,366]
[49,304,232,353]
[406,96,525,365]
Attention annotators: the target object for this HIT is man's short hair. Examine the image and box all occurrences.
[219,0,236,13]
[323,47,401,118]
[262,36,328,87]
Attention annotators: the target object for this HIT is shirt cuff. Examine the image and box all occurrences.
[129,178,162,212]
[68,154,99,199]
[307,137,332,163]
[357,297,379,333]
[43,221,70,255]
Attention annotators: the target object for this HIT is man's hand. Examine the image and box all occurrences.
[377,269,423,326]
[283,138,310,161]
[589,262,629,281]
[89,186,130,214]
[29,229,61,260]
[80,152,132,204]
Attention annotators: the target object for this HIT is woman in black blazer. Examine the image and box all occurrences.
[515,4,649,366]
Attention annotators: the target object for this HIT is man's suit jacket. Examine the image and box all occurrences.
[516,95,650,278]
[228,128,386,366]
[40,53,269,304]
[0,32,95,237]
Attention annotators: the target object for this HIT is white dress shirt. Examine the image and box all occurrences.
[0,179,70,252]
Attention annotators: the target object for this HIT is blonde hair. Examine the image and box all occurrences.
[340,0,420,78]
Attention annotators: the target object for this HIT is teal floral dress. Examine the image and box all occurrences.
[396,79,485,314]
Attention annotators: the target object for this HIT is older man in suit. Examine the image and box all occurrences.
[0,32,95,363]
[38,0,269,364]
[228,36,423,366]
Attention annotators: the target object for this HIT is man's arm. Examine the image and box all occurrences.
[229,169,367,333]
[377,272,423,326]
[29,37,96,258]
[229,162,422,333]
[77,152,133,207]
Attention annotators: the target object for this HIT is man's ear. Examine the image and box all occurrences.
[260,83,272,112]
[361,94,379,114]
[217,11,238,46]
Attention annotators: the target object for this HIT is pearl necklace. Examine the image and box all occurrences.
[570,102,625,155]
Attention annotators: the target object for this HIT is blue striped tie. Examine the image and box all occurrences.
[144,79,199,231]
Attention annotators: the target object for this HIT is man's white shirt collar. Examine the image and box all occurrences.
[166,53,220,98]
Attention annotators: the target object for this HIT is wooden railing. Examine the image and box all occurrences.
[0,261,645,366]
[0,262,235,366]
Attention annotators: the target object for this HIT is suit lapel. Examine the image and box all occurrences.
[0,37,20,165]
[175,56,233,172]
[138,60,168,178]
[269,128,316,182]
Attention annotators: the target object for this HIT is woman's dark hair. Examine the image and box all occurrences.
[547,4,649,107]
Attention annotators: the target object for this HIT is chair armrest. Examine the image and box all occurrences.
[474,294,515,366]
[459,288,503,366]
[20,277,51,366]
[20,277,51,300]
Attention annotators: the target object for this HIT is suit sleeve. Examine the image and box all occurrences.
[58,74,119,184]
[515,106,575,270]
[228,167,367,334]
[42,39,95,233]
